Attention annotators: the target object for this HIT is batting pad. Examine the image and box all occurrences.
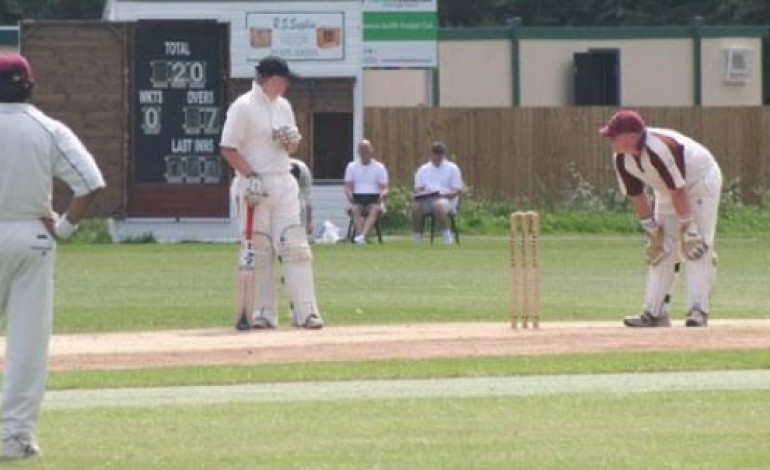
[644,256,679,317]
[684,249,715,313]
[252,232,278,324]
[279,224,319,325]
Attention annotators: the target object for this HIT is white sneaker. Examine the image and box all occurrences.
[1,435,40,460]
[442,230,454,244]
[353,235,366,245]
[251,309,277,329]
[292,313,324,330]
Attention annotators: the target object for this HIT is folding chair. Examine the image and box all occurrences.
[421,210,460,244]
[346,206,384,244]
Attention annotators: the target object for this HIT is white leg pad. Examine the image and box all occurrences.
[252,232,277,325]
[644,260,680,317]
[279,226,321,325]
[685,249,716,313]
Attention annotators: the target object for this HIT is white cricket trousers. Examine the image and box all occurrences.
[646,166,723,315]
[0,220,55,440]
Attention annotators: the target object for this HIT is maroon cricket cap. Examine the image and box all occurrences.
[0,53,34,86]
[599,110,645,137]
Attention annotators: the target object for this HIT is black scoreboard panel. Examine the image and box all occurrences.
[132,21,225,185]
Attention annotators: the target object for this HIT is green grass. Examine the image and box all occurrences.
[29,390,770,469]
[7,235,769,469]
[47,349,770,391]
[54,236,770,333]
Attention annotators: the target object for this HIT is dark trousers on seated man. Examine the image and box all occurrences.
[350,194,383,244]
[411,194,458,244]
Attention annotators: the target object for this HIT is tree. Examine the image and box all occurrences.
[1,0,105,24]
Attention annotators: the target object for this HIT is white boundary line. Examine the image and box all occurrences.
[44,370,770,410]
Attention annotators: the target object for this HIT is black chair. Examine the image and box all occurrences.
[421,209,460,244]
[346,206,384,244]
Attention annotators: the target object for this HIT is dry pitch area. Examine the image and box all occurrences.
[8,320,767,371]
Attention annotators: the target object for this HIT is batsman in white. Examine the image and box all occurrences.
[220,56,324,330]
[600,110,722,327]
[0,53,105,459]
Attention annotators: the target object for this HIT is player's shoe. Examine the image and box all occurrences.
[235,313,251,331]
[1,435,40,460]
[623,311,671,328]
[353,235,366,245]
[251,318,277,329]
[685,306,708,327]
[293,313,324,330]
[250,308,277,329]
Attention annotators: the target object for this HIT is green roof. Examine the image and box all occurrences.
[439,25,769,41]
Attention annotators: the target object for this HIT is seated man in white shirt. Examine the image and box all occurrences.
[411,141,463,244]
[344,139,389,244]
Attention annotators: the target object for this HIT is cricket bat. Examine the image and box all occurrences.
[235,205,256,330]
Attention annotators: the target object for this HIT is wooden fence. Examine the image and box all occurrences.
[364,107,770,203]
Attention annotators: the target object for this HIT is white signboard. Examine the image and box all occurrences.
[246,12,345,61]
[363,0,437,68]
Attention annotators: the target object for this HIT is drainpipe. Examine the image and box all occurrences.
[692,16,703,106]
[508,17,522,107]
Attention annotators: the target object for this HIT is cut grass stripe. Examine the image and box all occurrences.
[44,369,770,410]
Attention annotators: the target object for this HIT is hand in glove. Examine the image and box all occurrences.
[640,217,666,266]
[679,217,708,260]
[272,126,302,148]
[244,173,267,207]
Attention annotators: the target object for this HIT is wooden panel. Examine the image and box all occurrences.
[21,21,128,217]
[365,107,770,204]
[128,185,228,218]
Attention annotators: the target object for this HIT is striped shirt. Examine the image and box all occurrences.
[613,127,719,202]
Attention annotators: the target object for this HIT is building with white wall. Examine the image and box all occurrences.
[432,24,767,108]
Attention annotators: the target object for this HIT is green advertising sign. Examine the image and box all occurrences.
[363,11,437,41]
[363,0,437,68]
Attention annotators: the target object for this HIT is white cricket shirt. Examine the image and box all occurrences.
[0,103,106,220]
[344,159,388,194]
[220,82,297,175]
[414,159,463,194]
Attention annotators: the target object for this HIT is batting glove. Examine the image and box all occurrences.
[272,126,302,148]
[244,173,267,207]
[679,217,708,260]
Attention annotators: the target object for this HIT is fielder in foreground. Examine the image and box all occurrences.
[220,56,324,330]
[600,109,722,327]
[0,53,105,459]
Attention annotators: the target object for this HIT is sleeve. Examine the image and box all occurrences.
[413,166,423,189]
[277,98,298,130]
[379,163,389,186]
[52,122,106,196]
[614,154,643,197]
[220,100,247,149]
[450,164,463,191]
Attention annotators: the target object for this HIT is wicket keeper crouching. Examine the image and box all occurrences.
[600,109,721,328]
[220,56,324,330]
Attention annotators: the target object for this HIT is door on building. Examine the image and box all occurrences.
[573,49,620,106]
[312,112,353,180]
